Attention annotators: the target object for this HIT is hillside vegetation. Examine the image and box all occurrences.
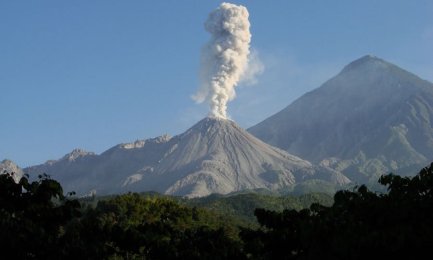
[2,162,433,259]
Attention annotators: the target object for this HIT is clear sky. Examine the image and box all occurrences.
[1,0,432,167]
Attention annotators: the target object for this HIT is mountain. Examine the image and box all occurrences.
[0,159,24,182]
[25,136,173,196]
[122,117,348,197]
[25,117,349,197]
[249,55,433,184]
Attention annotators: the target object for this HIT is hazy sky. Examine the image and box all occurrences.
[1,0,432,166]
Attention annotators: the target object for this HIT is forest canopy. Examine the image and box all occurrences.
[1,163,433,259]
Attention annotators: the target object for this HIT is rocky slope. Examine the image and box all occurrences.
[25,118,349,197]
[123,117,348,197]
[25,135,172,196]
[0,159,24,182]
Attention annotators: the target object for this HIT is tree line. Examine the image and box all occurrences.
[1,163,433,259]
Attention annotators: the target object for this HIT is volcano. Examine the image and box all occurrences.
[25,117,349,197]
[122,117,348,197]
[249,55,433,183]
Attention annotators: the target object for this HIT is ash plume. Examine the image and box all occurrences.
[193,2,252,119]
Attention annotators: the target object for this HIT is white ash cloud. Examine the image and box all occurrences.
[193,2,256,119]
[239,49,264,86]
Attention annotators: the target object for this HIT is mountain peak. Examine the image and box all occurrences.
[62,149,95,162]
[333,55,432,94]
[248,55,433,184]
[1,159,20,171]
[341,55,391,73]
[120,134,172,150]
[0,159,24,182]
[184,116,236,135]
[202,116,232,124]
[23,116,349,197]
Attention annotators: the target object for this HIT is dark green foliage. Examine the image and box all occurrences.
[37,191,244,259]
[0,172,81,259]
[241,163,433,259]
[290,179,340,194]
[78,193,244,259]
[185,192,333,225]
[2,162,433,259]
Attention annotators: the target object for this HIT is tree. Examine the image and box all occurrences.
[241,163,433,259]
[79,193,245,259]
[0,172,81,259]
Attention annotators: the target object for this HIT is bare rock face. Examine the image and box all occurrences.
[24,118,349,197]
[0,159,24,182]
[249,55,433,183]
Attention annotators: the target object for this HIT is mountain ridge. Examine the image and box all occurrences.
[23,117,349,197]
[7,55,430,194]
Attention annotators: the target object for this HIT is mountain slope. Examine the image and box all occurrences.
[124,117,348,197]
[25,118,349,197]
[249,55,433,183]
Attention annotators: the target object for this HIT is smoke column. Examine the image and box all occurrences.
[193,2,251,119]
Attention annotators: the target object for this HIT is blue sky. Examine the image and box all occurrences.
[1,0,432,167]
